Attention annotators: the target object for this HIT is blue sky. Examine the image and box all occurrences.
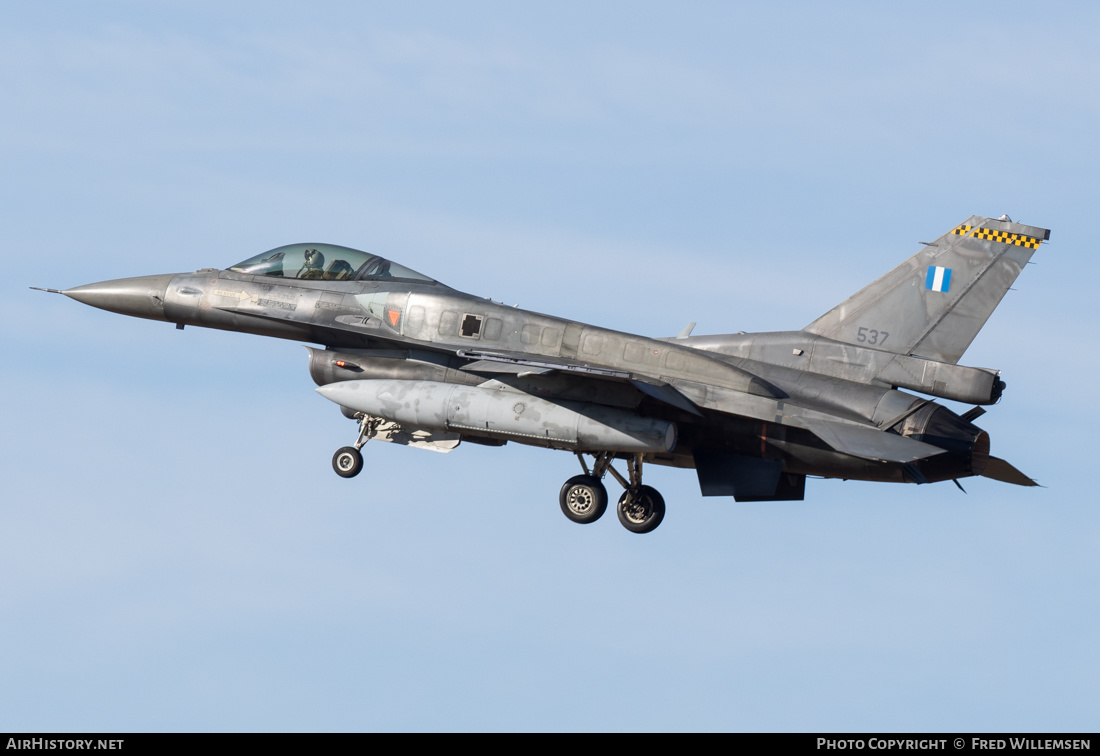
[2,1,1098,732]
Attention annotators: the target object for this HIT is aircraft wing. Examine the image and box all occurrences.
[458,348,635,379]
[455,349,946,457]
[457,349,1038,490]
[457,349,705,416]
[793,416,947,464]
[323,346,957,473]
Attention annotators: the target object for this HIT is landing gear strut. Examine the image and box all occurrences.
[331,413,382,479]
[560,452,666,533]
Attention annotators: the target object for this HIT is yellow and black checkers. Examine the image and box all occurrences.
[952,224,1043,249]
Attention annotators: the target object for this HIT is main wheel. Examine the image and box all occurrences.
[332,446,363,478]
[616,485,665,534]
[559,475,608,524]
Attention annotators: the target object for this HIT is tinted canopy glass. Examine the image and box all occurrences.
[229,243,436,283]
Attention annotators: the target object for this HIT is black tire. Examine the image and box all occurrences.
[559,475,608,524]
[616,485,665,534]
[332,446,363,478]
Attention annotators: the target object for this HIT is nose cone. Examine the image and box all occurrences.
[63,273,177,321]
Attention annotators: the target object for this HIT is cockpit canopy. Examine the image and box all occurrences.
[229,243,437,284]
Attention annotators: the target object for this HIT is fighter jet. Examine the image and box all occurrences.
[35,214,1044,533]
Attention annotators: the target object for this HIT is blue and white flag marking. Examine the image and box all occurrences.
[925,265,952,293]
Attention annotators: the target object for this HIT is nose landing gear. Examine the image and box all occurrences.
[330,413,382,479]
[561,452,666,533]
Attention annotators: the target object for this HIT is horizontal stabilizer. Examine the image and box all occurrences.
[982,456,1038,487]
[797,417,947,464]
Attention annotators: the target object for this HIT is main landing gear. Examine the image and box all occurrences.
[331,417,666,534]
[559,452,666,534]
[331,414,382,479]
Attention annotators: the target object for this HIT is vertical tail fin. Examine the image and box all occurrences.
[804,215,1050,364]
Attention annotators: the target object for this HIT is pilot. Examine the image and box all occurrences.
[297,248,326,279]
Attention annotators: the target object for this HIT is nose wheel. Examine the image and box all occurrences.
[561,452,666,533]
[332,446,363,478]
[330,412,382,479]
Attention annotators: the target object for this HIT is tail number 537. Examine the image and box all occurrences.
[856,327,889,346]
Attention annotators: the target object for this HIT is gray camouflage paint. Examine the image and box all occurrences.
[47,215,1046,506]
